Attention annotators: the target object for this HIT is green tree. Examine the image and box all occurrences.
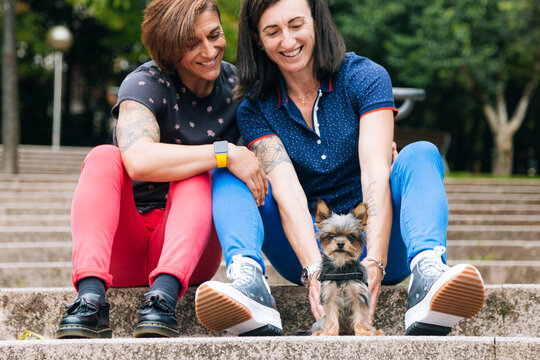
[66,0,241,64]
[387,0,540,175]
[332,0,540,175]
[1,0,20,173]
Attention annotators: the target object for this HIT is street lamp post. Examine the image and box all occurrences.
[46,25,73,151]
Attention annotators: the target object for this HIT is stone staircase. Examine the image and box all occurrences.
[0,145,538,359]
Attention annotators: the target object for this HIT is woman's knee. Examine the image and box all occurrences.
[394,141,444,175]
[400,141,439,160]
[169,171,212,201]
[81,145,123,174]
[85,145,121,162]
[212,168,247,191]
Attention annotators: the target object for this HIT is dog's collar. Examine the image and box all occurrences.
[318,271,367,283]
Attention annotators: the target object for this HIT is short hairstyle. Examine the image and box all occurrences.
[234,0,346,100]
[141,0,220,74]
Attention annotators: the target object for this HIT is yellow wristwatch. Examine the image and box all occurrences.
[214,140,228,168]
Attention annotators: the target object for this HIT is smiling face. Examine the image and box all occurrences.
[257,0,315,76]
[176,9,226,93]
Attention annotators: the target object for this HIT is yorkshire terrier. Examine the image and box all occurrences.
[312,200,383,336]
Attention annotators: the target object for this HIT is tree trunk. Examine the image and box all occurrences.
[491,126,514,175]
[2,0,20,174]
[483,47,540,176]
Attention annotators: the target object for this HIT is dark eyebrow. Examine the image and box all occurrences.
[262,16,304,32]
[208,25,221,34]
[188,25,222,41]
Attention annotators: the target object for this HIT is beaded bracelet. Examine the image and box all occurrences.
[364,257,386,277]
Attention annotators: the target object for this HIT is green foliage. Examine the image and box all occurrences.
[218,0,241,64]
[7,0,540,172]
[64,0,242,64]
[332,0,540,173]
[387,0,540,100]
[66,0,136,30]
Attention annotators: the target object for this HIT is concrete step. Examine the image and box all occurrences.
[447,225,540,240]
[447,240,540,261]
[448,203,540,215]
[0,215,71,227]
[0,145,89,175]
[0,201,540,218]
[3,225,539,243]
[2,193,535,208]
[448,214,540,226]
[0,227,72,242]
[0,242,72,263]
[0,192,74,202]
[4,202,536,218]
[0,173,80,183]
[0,182,77,192]
[1,258,538,287]
[2,240,538,264]
[445,184,540,194]
[0,203,71,216]
[0,261,293,288]
[0,285,538,339]
[7,213,540,228]
[447,193,540,204]
[1,336,539,360]
[444,177,540,186]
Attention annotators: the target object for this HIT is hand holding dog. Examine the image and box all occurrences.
[308,273,325,320]
[361,258,385,325]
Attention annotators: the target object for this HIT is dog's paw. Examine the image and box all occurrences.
[313,330,338,336]
[354,324,384,336]
[354,327,373,336]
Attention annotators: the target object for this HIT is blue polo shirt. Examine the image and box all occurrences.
[237,52,398,215]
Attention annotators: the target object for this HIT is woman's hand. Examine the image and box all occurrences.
[308,273,325,320]
[391,141,398,168]
[227,144,268,206]
[361,259,384,325]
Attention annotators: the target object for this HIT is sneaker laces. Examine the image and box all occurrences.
[227,255,256,287]
[417,246,449,277]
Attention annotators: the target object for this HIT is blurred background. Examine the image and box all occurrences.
[1,0,539,176]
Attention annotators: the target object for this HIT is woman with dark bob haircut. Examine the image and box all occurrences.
[196,0,485,337]
[55,0,267,339]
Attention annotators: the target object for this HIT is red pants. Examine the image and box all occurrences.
[71,145,222,298]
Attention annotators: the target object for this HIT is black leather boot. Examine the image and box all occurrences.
[133,290,179,337]
[56,293,112,339]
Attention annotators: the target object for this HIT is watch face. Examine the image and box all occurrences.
[301,269,308,284]
[214,140,228,154]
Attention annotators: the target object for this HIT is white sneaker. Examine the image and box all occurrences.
[195,255,283,336]
[405,246,485,335]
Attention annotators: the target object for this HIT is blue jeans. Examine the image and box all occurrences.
[212,141,448,285]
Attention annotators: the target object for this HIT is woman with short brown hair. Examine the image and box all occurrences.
[55,0,267,339]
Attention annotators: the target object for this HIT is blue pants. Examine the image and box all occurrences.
[212,141,448,285]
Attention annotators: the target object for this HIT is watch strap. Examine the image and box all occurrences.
[301,262,321,286]
[215,153,227,168]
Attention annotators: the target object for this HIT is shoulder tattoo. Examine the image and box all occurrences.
[116,101,160,152]
[250,136,292,175]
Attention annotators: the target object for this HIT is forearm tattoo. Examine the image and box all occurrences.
[250,136,292,174]
[116,101,160,152]
[362,181,378,239]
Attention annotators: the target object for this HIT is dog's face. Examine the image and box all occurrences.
[315,200,367,266]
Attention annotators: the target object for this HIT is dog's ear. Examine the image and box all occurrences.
[315,200,331,224]
[353,203,368,229]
